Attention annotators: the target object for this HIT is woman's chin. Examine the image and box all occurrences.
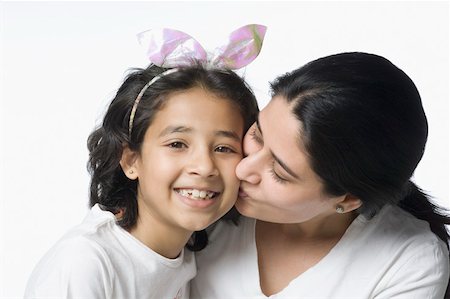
[235,198,254,218]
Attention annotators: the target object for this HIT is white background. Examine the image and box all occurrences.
[1,1,449,297]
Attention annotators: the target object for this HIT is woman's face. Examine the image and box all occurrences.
[235,96,344,224]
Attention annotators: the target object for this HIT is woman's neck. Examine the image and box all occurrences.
[279,211,358,239]
[255,211,359,296]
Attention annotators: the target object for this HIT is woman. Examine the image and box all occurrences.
[191,52,450,298]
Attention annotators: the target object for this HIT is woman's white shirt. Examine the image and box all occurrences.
[191,205,449,298]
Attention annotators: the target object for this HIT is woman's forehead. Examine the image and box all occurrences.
[259,97,313,175]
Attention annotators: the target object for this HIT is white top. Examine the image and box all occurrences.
[191,205,449,298]
[25,204,196,299]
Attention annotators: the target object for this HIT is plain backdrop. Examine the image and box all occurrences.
[1,1,449,297]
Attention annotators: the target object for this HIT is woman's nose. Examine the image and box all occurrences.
[236,152,261,184]
[236,125,263,184]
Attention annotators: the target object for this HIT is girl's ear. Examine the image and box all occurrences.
[120,146,139,180]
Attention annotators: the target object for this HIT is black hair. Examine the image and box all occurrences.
[87,63,258,251]
[271,52,450,293]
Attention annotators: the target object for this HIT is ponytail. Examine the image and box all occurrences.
[398,181,450,247]
[398,181,450,298]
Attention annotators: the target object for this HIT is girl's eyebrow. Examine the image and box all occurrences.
[159,126,192,137]
[159,126,240,142]
[257,117,299,179]
[216,130,240,142]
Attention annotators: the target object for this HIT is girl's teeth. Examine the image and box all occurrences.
[177,189,215,200]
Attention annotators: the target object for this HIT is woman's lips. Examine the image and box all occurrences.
[238,188,249,198]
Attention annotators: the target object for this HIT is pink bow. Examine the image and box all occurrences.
[137,24,267,69]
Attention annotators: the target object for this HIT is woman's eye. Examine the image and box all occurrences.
[270,168,288,184]
[269,161,288,184]
[168,142,187,149]
[215,146,236,153]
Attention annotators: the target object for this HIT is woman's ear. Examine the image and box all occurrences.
[120,146,139,180]
[337,193,362,213]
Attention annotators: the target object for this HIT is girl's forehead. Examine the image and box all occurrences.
[148,87,244,134]
[164,87,232,105]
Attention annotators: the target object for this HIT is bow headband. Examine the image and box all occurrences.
[128,24,267,137]
[137,24,267,69]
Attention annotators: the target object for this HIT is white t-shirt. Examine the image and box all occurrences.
[25,204,196,299]
[191,205,449,298]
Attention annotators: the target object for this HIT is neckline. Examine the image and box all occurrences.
[250,213,367,297]
[92,204,186,267]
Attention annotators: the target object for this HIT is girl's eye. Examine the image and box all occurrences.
[249,126,263,145]
[215,146,236,153]
[168,142,187,149]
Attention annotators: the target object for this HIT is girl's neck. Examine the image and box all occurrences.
[128,207,193,259]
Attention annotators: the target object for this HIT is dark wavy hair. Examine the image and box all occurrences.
[87,64,258,251]
[271,52,450,295]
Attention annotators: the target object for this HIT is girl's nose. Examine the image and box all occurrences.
[187,150,219,178]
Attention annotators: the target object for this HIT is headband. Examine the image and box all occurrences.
[128,24,267,137]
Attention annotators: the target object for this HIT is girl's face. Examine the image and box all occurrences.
[128,87,243,233]
[235,96,345,224]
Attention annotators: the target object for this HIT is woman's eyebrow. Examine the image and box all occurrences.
[256,119,263,137]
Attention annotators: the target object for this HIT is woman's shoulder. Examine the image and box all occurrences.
[364,205,450,298]
[367,204,446,246]
[347,204,449,272]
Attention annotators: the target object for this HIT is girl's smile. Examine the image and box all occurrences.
[174,187,221,209]
[122,86,244,242]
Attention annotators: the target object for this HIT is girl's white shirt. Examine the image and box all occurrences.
[191,204,449,298]
[25,204,195,299]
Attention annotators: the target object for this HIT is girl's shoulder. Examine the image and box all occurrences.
[24,234,114,298]
[24,206,118,298]
[33,204,119,271]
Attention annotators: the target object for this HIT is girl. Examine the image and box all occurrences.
[25,64,258,298]
[192,52,450,298]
